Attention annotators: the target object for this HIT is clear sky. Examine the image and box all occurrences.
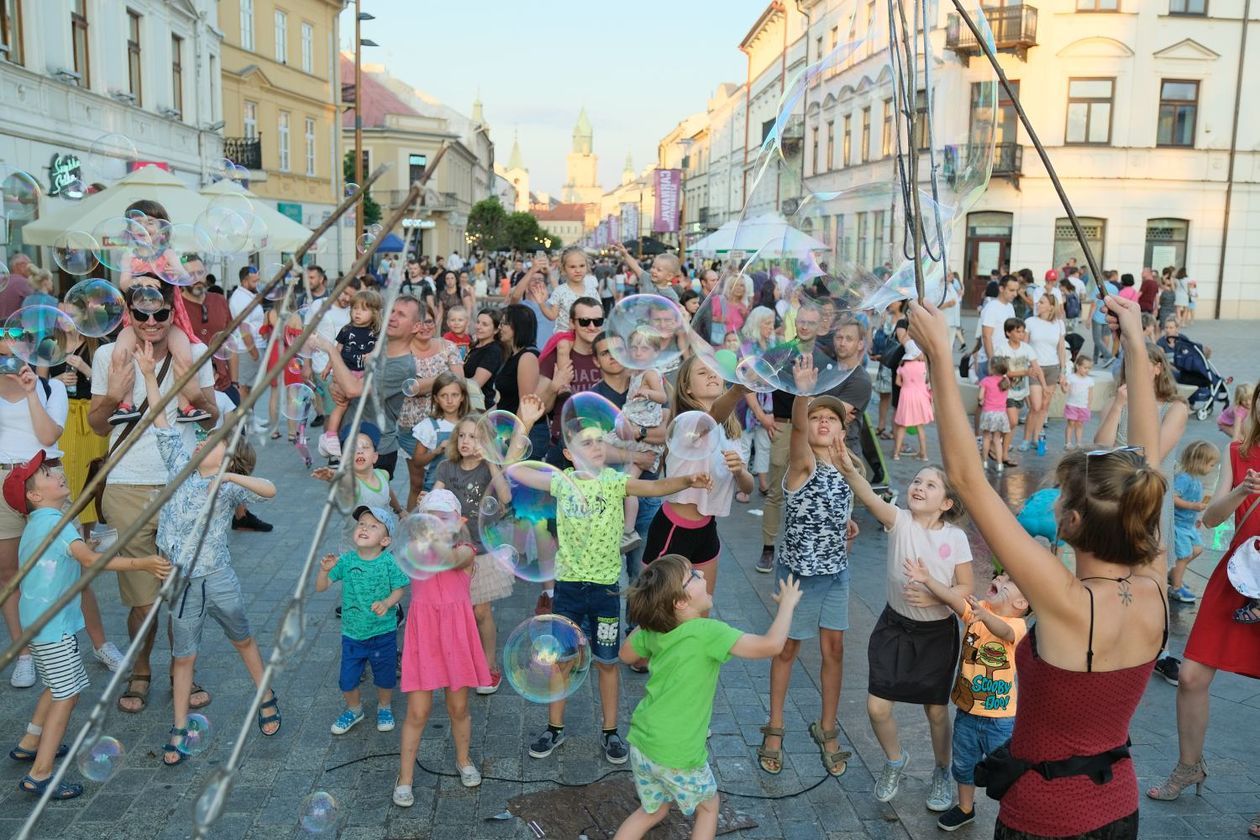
[341,0,768,198]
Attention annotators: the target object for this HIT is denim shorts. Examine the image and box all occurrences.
[397,429,417,459]
[339,631,398,691]
[553,580,621,664]
[776,562,850,640]
[951,708,1014,785]
[1174,524,1202,560]
[171,567,253,658]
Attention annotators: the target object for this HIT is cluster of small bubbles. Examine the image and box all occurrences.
[177,713,212,756]
[667,411,723,461]
[77,735,125,782]
[91,216,152,272]
[4,306,76,367]
[394,512,459,580]
[478,461,566,583]
[604,294,689,373]
[64,279,126,338]
[282,383,317,423]
[212,158,249,183]
[299,791,339,834]
[502,614,592,704]
[52,230,100,275]
[476,410,530,465]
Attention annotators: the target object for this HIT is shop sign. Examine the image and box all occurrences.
[48,153,85,199]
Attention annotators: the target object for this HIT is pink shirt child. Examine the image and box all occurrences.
[979,375,1008,413]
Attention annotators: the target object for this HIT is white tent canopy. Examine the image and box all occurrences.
[688,212,827,257]
[199,180,314,252]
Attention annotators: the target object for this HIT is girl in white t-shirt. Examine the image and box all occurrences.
[833,448,974,811]
[411,372,469,496]
[1062,356,1094,449]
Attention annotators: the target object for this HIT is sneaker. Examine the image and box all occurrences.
[620,530,642,554]
[377,707,396,732]
[231,510,273,532]
[330,707,365,735]
[755,548,774,574]
[534,592,553,616]
[458,763,482,788]
[93,642,125,672]
[108,404,142,426]
[528,727,565,759]
[1018,440,1031,452]
[937,805,976,832]
[10,655,35,689]
[319,432,342,459]
[392,783,414,808]
[476,670,502,696]
[1170,585,1197,604]
[602,731,629,764]
[995,462,1005,474]
[176,405,212,424]
[1154,656,1181,686]
[926,766,953,812]
[874,753,909,802]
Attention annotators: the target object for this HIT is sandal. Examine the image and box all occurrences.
[808,721,851,777]
[189,681,212,710]
[1234,603,1260,624]
[257,693,281,736]
[735,491,751,504]
[9,743,69,762]
[117,674,151,714]
[756,724,784,775]
[162,727,189,766]
[18,774,82,800]
[270,430,282,440]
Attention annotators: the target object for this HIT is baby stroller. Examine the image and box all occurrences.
[1158,334,1231,421]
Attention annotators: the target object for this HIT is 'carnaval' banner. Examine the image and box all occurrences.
[621,202,639,244]
[653,169,681,233]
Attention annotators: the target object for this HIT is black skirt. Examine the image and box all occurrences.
[867,605,960,705]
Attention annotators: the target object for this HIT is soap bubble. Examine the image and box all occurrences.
[196,205,251,257]
[667,411,722,461]
[478,460,564,583]
[605,294,688,372]
[503,614,592,704]
[559,391,628,476]
[163,223,216,261]
[52,230,100,275]
[299,791,339,834]
[476,410,530,465]
[77,735,124,782]
[394,512,459,580]
[356,233,376,255]
[64,279,126,338]
[281,383,316,423]
[263,262,302,302]
[344,183,360,198]
[86,133,139,181]
[177,713,212,756]
[1,171,41,219]
[4,306,76,367]
[402,378,420,398]
[129,285,166,314]
[91,216,153,272]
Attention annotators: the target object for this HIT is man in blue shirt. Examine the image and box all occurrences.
[1090,271,1120,366]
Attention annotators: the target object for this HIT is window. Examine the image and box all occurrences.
[873,210,886,263]
[1,0,23,66]
[865,0,876,57]
[71,0,89,86]
[830,25,838,52]
[861,107,871,163]
[811,126,820,174]
[815,35,822,61]
[842,114,852,166]
[243,100,257,138]
[409,153,427,185]
[1157,80,1198,146]
[882,98,893,157]
[1076,0,1118,9]
[278,111,290,171]
[300,22,313,72]
[240,0,254,51]
[274,10,286,63]
[826,120,835,170]
[856,212,868,266]
[1065,78,1114,144]
[1170,0,1207,13]
[1053,216,1105,271]
[304,117,317,176]
[171,35,183,116]
[126,10,142,105]
[914,90,930,150]
[1144,218,1189,271]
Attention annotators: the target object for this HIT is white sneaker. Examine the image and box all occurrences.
[93,642,125,672]
[458,764,482,788]
[319,432,341,459]
[10,655,36,688]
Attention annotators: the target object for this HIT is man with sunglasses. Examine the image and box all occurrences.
[538,298,608,460]
[88,279,219,715]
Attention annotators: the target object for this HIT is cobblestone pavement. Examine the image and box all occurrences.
[0,318,1256,839]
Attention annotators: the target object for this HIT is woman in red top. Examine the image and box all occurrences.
[1149,385,1260,838]
[911,294,1166,839]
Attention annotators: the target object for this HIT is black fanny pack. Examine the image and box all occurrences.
[974,738,1131,801]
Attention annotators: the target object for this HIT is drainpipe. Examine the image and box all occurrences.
[1214,0,1250,319]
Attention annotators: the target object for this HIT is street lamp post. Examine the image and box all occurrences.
[353,4,376,246]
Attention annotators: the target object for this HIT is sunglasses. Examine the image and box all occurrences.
[1084,445,1145,488]
[130,307,172,322]
[0,327,26,340]
[576,317,605,328]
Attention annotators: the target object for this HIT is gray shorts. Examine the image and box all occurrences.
[237,350,262,389]
[776,562,850,640]
[171,567,252,658]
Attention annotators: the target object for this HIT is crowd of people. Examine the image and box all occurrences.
[0,208,1257,840]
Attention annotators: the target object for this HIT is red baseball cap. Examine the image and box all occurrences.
[1044,269,1060,282]
[2,451,45,516]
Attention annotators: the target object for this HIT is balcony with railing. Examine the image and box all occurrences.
[944,142,1023,187]
[223,135,263,171]
[946,4,1038,63]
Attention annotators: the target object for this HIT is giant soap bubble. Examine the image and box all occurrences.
[64,278,126,338]
[478,460,571,583]
[502,614,592,704]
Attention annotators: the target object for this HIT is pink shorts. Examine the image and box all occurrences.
[1063,404,1091,423]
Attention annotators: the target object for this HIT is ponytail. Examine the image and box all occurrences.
[999,376,1010,392]
[1117,466,1167,564]
[1056,449,1168,567]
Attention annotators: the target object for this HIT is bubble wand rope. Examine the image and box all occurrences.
[948,0,1105,298]
[0,164,392,656]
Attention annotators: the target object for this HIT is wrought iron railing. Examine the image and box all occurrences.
[223,136,262,171]
[946,4,1038,60]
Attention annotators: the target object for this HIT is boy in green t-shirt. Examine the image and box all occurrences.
[514,406,712,765]
[615,554,802,839]
[316,504,408,736]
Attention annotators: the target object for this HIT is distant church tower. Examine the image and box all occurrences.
[499,130,530,213]
[562,107,602,205]
[621,152,635,186]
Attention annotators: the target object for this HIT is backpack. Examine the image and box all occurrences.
[1064,291,1081,319]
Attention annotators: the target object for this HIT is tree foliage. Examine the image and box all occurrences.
[468,197,508,250]
[343,151,381,227]
[504,212,561,251]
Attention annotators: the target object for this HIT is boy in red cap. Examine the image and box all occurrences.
[3,453,169,799]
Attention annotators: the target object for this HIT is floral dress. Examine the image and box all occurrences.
[397,340,461,431]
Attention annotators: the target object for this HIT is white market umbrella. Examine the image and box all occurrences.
[731,211,828,255]
[689,219,740,256]
[199,180,314,251]
[21,166,210,245]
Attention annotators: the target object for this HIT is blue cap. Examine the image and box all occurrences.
[353,504,397,537]
[338,420,381,450]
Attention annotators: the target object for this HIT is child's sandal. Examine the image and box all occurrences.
[257,694,281,736]
[162,728,190,766]
[8,743,69,762]
[18,774,82,799]
[756,724,785,775]
[808,721,851,777]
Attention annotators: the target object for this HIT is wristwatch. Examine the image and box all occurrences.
[636,424,648,442]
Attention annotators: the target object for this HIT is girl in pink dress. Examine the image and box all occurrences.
[394,490,491,807]
[893,342,934,462]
